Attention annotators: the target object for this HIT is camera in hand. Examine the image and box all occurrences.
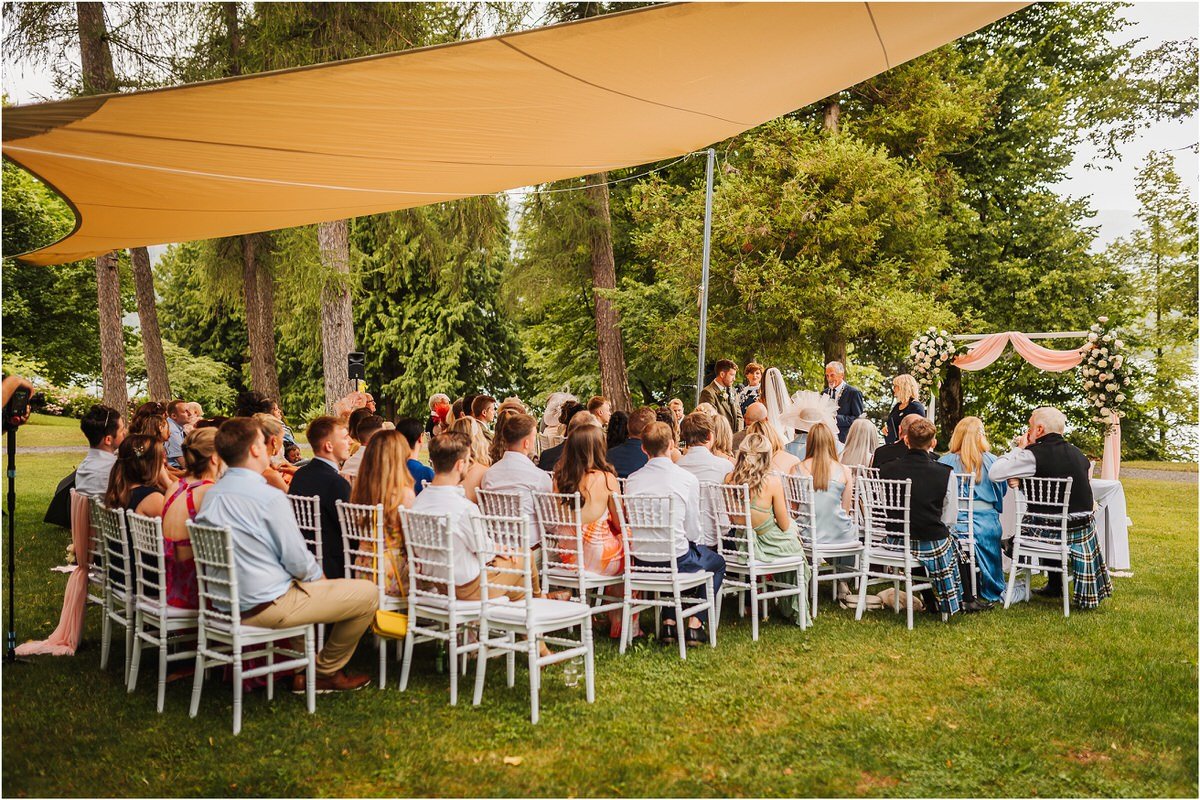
[2,387,31,433]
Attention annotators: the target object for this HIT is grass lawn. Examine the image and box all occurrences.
[2,447,1196,797]
[1124,461,1198,473]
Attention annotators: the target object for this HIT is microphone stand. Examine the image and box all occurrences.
[5,426,18,662]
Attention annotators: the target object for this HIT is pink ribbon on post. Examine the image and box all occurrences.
[16,492,93,656]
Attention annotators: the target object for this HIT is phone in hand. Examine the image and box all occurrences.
[2,387,31,433]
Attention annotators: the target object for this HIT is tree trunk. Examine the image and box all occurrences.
[584,176,633,413]
[240,235,280,401]
[822,333,847,367]
[77,3,128,410]
[317,219,355,414]
[129,246,171,400]
[823,98,841,133]
[938,364,964,443]
[94,252,129,411]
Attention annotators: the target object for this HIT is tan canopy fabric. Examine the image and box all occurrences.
[3,1,1024,266]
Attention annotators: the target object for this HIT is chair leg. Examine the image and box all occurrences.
[528,639,541,725]
[618,596,632,655]
[399,630,415,691]
[1004,540,1022,609]
[189,630,206,719]
[100,609,112,670]
[266,642,275,702]
[232,650,243,736]
[506,632,516,688]
[156,631,168,713]
[1062,564,1071,618]
[749,582,760,641]
[305,631,317,714]
[472,621,489,707]
[583,624,596,703]
[811,555,820,619]
[707,578,717,648]
[127,613,144,694]
[377,634,387,690]
[448,633,459,706]
[855,563,869,621]
[123,619,134,684]
[905,575,914,630]
[675,597,687,660]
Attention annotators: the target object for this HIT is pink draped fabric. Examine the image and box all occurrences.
[954,331,1087,372]
[1101,416,1121,480]
[16,492,92,656]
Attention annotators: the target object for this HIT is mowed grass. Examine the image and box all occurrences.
[2,447,1196,798]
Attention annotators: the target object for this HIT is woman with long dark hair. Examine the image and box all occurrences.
[350,430,416,598]
[605,410,629,450]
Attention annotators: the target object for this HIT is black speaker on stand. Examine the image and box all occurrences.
[347,351,365,392]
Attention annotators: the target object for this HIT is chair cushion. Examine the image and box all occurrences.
[136,599,198,619]
[410,593,485,613]
[483,597,591,626]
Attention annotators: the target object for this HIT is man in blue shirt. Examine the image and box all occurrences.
[165,399,190,468]
[196,417,377,693]
[396,417,435,494]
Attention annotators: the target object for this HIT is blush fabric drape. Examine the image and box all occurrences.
[15,491,93,656]
[952,331,1119,480]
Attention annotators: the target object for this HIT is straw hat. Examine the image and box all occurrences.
[779,391,838,435]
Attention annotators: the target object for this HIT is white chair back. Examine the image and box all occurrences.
[187,521,243,630]
[708,483,757,564]
[850,465,879,528]
[615,494,680,579]
[336,500,385,581]
[288,494,324,569]
[531,491,586,575]
[477,489,523,518]
[474,514,535,613]
[858,476,913,551]
[1015,476,1073,541]
[780,473,816,542]
[94,502,134,599]
[81,492,105,602]
[397,508,461,608]
[697,482,725,555]
[126,511,167,609]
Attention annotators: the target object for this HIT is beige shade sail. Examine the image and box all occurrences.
[3,1,1025,266]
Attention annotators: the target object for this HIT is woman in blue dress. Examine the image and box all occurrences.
[939,416,1007,604]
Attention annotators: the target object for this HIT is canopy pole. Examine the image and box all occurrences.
[696,147,716,406]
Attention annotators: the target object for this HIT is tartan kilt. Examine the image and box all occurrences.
[1027,520,1113,610]
[909,536,964,616]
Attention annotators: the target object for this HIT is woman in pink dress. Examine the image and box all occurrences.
[160,428,221,609]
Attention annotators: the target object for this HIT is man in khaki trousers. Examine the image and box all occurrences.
[196,417,377,693]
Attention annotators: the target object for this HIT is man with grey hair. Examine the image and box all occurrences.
[990,406,1112,609]
[823,361,864,443]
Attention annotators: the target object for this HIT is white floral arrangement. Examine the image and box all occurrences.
[908,328,961,391]
[1081,316,1129,429]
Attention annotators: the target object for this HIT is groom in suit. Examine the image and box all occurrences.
[699,359,744,432]
[824,361,864,443]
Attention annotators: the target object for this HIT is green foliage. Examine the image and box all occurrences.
[126,337,237,414]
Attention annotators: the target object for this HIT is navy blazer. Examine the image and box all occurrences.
[607,437,649,479]
[538,442,566,474]
[825,383,865,442]
[287,458,351,580]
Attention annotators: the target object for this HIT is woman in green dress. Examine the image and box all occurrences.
[726,433,812,627]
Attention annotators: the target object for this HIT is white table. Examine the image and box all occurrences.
[1000,478,1131,571]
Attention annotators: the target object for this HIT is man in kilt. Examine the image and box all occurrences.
[991,407,1113,610]
[878,418,980,615]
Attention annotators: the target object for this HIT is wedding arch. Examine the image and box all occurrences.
[909,319,1126,481]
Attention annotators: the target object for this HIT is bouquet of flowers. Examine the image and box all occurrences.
[1081,316,1129,430]
[908,328,961,391]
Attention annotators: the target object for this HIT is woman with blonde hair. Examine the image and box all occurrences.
[883,374,925,444]
[725,433,810,626]
[350,430,416,597]
[747,418,800,473]
[841,417,879,470]
[710,414,737,464]
[450,416,490,501]
[160,428,221,609]
[252,412,292,490]
[793,423,859,599]
[939,416,1007,605]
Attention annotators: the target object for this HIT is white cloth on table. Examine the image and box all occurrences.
[1000,478,1131,571]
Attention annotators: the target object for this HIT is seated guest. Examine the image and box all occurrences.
[410,433,543,606]
[347,407,373,448]
[234,390,273,418]
[284,442,303,465]
[487,410,515,466]
[194,416,228,430]
[160,428,221,609]
[270,400,297,450]
[693,401,718,419]
[288,416,352,579]
[605,406,656,479]
[876,418,968,615]
[939,417,1007,606]
[677,412,733,549]
[350,430,416,597]
[426,393,452,437]
[540,392,579,439]
[340,414,385,483]
[252,413,293,490]
[499,397,527,415]
[710,415,737,464]
[185,402,204,433]
[132,411,170,444]
[104,434,173,582]
[472,395,498,442]
[587,396,612,426]
[396,417,434,494]
[76,404,125,497]
[480,412,551,544]
[989,406,1112,609]
[747,418,800,474]
[536,401,586,473]
[196,418,376,692]
[332,390,372,419]
[725,433,809,625]
[552,424,626,633]
[166,400,189,468]
[882,374,926,445]
[605,411,629,450]
[732,402,767,451]
[626,422,725,645]
[655,407,683,461]
[841,418,879,471]
[873,413,924,469]
[450,416,491,501]
[667,398,685,424]
[792,423,859,597]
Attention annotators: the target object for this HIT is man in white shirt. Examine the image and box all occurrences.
[410,432,541,602]
[339,414,384,483]
[165,400,189,468]
[625,422,725,644]
[479,412,551,544]
[75,404,125,497]
[676,412,733,550]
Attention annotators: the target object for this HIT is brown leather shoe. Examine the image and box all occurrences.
[292,669,371,694]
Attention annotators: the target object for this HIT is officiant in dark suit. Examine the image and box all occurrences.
[823,361,864,443]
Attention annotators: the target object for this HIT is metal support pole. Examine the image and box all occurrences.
[695,148,716,406]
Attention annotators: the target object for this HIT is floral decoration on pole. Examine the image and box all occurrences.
[908,328,964,408]
[1082,316,1128,432]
